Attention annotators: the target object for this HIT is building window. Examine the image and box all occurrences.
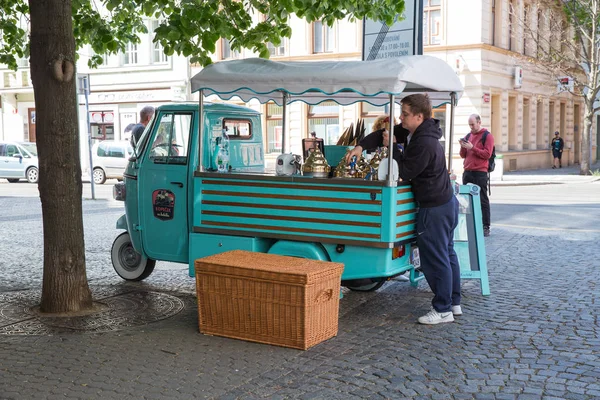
[523,5,529,55]
[508,0,515,52]
[308,101,340,145]
[361,103,386,134]
[360,103,402,133]
[151,20,169,64]
[423,0,442,46]
[3,72,17,88]
[491,0,496,46]
[313,21,336,53]
[267,41,286,56]
[123,43,138,65]
[536,9,542,56]
[17,57,29,68]
[266,102,283,153]
[101,53,110,67]
[21,71,30,87]
[560,19,568,54]
[222,39,240,59]
[432,106,446,136]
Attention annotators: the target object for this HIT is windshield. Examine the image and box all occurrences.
[134,114,156,155]
[20,143,38,156]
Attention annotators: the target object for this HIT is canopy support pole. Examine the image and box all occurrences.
[387,94,395,187]
[281,92,289,154]
[198,90,205,172]
[447,92,457,173]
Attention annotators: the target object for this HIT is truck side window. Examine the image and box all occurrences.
[223,119,252,140]
[149,113,192,164]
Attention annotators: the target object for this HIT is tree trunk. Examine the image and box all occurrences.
[29,0,93,313]
[581,97,594,175]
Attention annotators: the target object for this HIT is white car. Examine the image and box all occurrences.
[0,141,39,183]
[91,141,133,184]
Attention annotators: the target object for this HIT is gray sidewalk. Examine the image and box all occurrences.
[492,161,600,186]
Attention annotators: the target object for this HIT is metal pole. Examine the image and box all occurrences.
[198,90,204,171]
[387,94,395,186]
[281,92,288,154]
[448,92,456,173]
[84,77,95,200]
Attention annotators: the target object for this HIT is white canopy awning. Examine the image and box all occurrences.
[191,56,463,107]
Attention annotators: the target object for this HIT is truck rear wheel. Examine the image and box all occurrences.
[343,278,386,292]
[111,232,156,281]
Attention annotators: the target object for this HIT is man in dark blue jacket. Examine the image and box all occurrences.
[346,94,460,324]
[397,94,461,324]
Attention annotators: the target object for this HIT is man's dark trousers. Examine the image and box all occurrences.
[463,170,490,228]
[416,195,460,313]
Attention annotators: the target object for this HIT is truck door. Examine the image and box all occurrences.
[138,112,193,263]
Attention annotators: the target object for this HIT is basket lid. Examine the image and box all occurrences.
[195,250,344,285]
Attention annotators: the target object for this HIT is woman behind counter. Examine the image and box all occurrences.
[356,115,409,153]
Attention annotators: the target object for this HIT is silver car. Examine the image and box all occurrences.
[91,141,133,184]
[0,142,39,183]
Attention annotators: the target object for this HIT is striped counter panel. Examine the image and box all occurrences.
[396,186,417,242]
[196,178,387,244]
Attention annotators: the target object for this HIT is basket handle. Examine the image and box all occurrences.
[315,289,334,303]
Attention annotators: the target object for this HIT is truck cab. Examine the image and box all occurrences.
[116,102,264,277]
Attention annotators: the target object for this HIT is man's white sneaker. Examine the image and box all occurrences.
[452,305,463,316]
[417,309,454,325]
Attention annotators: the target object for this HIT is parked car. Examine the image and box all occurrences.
[0,141,39,183]
[91,141,133,184]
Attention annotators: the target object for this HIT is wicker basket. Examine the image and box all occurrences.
[195,250,344,350]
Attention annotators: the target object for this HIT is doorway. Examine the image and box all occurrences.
[27,108,36,142]
[508,96,517,150]
[523,98,530,149]
[536,100,544,149]
[491,94,501,149]
[549,101,555,142]
[597,114,600,161]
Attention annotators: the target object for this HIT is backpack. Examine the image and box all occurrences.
[466,131,496,173]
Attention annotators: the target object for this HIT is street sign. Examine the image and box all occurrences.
[362,0,423,61]
[77,74,90,95]
[557,76,574,93]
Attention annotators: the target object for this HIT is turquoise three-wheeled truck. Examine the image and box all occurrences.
[112,56,490,294]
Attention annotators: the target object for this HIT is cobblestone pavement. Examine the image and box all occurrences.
[0,187,599,399]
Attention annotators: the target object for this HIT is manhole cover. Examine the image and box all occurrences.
[0,286,186,335]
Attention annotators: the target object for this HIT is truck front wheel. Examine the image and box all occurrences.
[111,232,156,281]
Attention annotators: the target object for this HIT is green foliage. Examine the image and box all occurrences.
[0,0,29,70]
[0,0,405,70]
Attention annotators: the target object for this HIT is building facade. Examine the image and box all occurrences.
[426,0,597,171]
[0,1,597,173]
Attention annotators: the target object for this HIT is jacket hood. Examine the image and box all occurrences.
[413,118,442,140]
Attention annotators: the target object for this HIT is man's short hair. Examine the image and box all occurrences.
[555,131,560,135]
[470,114,481,123]
[140,106,155,122]
[401,94,432,119]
